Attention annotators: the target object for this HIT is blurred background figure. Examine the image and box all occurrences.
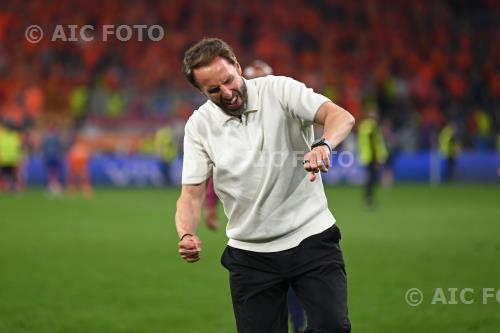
[154,125,178,186]
[0,0,495,187]
[69,76,90,131]
[358,107,388,207]
[469,107,493,152]
[243,60,273,78]
[204,177,219,231]
[16,130,34,192]
[0,122,22,192]
[439,122,460,183]
[380,118,398,187]
[66,137,93,198]
[41,126,65,195]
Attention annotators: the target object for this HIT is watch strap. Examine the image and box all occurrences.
[311,138,333,153]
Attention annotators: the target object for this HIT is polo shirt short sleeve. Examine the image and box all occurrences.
[182,117,212,184]
[273,76,331,125]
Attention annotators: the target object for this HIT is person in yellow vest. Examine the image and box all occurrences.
[154,125,178,185]
[358,107,388,207]
[0,123,22,192]
[472,108,492,151]
[439,122,460,182]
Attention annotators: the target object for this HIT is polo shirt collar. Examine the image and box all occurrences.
[210,78,258,124]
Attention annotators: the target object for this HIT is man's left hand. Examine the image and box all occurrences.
[303,146,331,182]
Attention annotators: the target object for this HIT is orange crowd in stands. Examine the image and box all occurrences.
[0,0,499,150]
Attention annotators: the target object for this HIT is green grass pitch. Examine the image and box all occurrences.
[1,185,499,333]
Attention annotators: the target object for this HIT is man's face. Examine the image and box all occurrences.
[193,57,248,117]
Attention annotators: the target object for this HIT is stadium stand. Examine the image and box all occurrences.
[0,0,498,185]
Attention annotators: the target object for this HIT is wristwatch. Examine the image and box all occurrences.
[311,138,334,153]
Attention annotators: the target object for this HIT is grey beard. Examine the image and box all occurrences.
[219,82,248,117]
[221,102,247,117]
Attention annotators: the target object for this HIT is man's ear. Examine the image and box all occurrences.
[235,61,242,75]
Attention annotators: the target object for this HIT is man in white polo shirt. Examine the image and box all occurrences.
[176,38,355,333]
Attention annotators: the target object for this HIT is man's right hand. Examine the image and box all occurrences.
[178,235,202,263]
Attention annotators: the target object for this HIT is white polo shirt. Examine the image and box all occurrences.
[182,75,336,252]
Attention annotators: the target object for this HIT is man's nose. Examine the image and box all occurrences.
[220,86,232,99]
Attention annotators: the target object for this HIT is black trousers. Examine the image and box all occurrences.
[221,225,351,333]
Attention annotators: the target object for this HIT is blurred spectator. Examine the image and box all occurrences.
[0,0,497,153]
[204,176,218,231]
[0,122,22,192]
[243,59,273,78]
[154,125,178,185]
[468,108,493,151]
[69,79,90,129]
[66,138,93,198]
[439,122,460,182]
[41,126,65,195]
[380,118,399,187]
[358,107,388,207]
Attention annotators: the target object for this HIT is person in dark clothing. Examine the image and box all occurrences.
[358,108,388,207]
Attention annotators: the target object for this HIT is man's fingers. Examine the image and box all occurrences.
[178,235,202,262]
[304,149,331,171]
[181,253,200,262]
[319,159,329,172]
[185,256,200,263]
[303,148,331,173]
[182,251,200,259]
[180,249,201,262]
[324,157,331,169]
[303,160,322,173]
[179,248,199,255]
[309,151,320,170]
[315,159,328,172]
[309,172,317,182]
[315,148,330,172]
[303,152,319,171]
[179,243,202,255]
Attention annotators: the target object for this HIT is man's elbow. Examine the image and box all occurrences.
[343,110,356,130]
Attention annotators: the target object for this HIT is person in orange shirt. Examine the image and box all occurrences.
[66,139,93,198]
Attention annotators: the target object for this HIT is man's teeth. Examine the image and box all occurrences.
[227,96,237,104]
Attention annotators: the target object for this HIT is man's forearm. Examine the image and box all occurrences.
[175,184,205,238]
[176,199,202,238]
[322,104,355,149]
